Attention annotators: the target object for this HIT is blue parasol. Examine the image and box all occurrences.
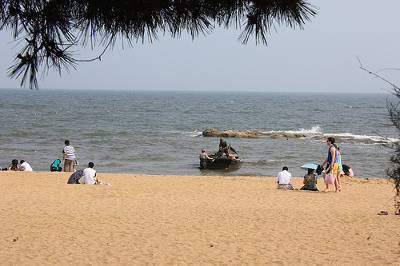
[300,163,319,170]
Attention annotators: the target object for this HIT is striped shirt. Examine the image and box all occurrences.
[63,145,75,160]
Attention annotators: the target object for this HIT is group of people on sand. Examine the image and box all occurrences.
[277,137,354,192]
[5,159,33,171]
[3,140,76,173]
[66,161,102,185]
[3,139,105,185]
[47,139,80,173]
[61,140,107,185]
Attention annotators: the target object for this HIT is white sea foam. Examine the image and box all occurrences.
[270,125,399,144]
[185,130,203,137]
[287,126,323,135]
[324,132,398,144]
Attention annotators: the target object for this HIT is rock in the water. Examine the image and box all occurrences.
[202,128,306,139]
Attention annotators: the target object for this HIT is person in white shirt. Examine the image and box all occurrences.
[19,160,33,171]
[277,166,293,190]
[83,162,98,185]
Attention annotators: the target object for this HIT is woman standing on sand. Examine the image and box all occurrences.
[335,146,343,192]
[321,137,338,192]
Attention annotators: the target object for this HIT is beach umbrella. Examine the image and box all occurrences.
[300,163,319,170]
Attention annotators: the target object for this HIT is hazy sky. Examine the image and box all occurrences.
[0,0,399,92]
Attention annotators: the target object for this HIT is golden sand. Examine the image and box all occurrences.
[1,171,399,265]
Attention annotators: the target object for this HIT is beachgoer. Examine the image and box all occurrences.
[50,159,62,172]
[8,159,19,171]
[300,168,318,191]
[335,146,343,192]
[19,160,33,171]
[277,166,294,190]
[342,164,354,178]
[67,169,84,184]
[73,157,79,172]
[199,149,211,169]
[218,138,229,157]
[321,137,338,192]
[63,140,75,172]
[83,162,98,185]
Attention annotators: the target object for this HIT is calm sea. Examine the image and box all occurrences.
[0,88,398,179]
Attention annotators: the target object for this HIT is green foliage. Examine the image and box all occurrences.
[0,0,317,89]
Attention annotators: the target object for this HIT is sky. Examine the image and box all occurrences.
[0,0,399,93]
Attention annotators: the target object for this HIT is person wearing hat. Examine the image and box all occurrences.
[218,138,229,157]
[199,149,212,169]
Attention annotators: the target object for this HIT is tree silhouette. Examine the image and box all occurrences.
[1,0,317,89]
[358,58,400,211]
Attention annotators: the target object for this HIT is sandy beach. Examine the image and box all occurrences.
[1,171,399,265]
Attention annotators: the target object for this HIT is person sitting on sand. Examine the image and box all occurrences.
[8,159,19,171]
[19,160,33,171]
[67,169,84,184]
[50,159,62,172]
[342,164,354,178]
[300,168,318,191]
[277,166,294,190]
[83,162,98,185]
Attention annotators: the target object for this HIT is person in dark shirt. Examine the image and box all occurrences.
[218,138,229,157]
[300,168,318,191]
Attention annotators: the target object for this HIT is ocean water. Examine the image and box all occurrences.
[0,88,398,179]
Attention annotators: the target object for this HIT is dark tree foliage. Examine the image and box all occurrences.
[0,0,317,89]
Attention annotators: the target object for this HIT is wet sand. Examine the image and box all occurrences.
[1,171,399,265]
